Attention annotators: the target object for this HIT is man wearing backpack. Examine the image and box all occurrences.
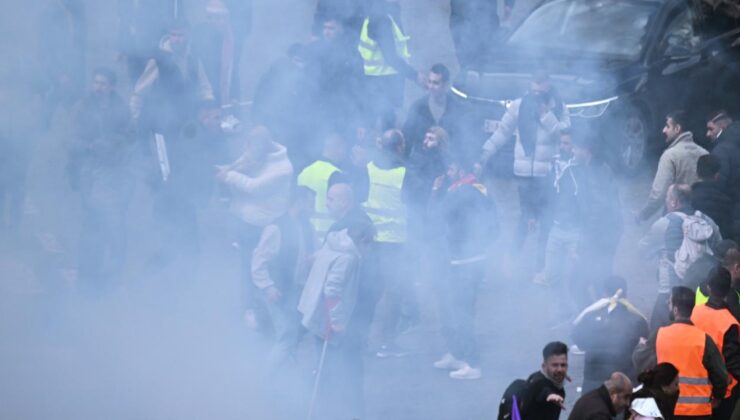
[499,341,569,420]
[640,184,722,331]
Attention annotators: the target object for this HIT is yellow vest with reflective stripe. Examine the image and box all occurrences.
[297,160,341,235]
[364,161,406,243]
[358,15,411,76]
[696,285,740,307]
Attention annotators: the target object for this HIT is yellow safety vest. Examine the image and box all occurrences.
[358,15,411,76]
[297,160,341,236]
[364,161,406,243]
[696,286,740,307]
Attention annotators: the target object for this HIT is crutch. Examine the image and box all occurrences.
[307,336,330,420]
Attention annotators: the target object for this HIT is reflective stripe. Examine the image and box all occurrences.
[677,396,712,404]
[679,376,711,385]
[450,255,486,265]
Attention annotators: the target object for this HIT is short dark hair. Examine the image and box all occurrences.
[708,266,732,298]
[542,341,568,361]
[602,276,628,297]
[716,240,739,260]
[724,247,740,269]
[671,286,696,317]
[708,109,732,124]
[638,362,679,388]
[379,129,405,155]
[697,154,721,180]
[430,63,450,83]
[92,67,117,86]
[666,110,688,132]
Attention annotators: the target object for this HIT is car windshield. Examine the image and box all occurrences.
[507,0,658,59]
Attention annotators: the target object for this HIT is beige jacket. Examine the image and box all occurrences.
[640,132,708,219]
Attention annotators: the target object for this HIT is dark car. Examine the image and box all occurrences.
[452,0,740,174]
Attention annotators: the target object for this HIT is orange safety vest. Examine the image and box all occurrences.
[692,304,739,398]
[656,323,713,416]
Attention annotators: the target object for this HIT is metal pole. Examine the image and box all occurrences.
[307,338,330,420]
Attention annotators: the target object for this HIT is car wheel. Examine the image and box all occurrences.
[608,108,650,176]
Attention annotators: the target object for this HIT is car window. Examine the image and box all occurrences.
[660,8,701,55]
[507,0,657,59]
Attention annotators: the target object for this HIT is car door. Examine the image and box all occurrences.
[645,3,705,135]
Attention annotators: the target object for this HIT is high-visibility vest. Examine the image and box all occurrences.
[692,304,739,398]
[697,286,740,308]
[358,15,411,76]
[297,160,341,236]
[656,323,713,416]
[364,161,406,243]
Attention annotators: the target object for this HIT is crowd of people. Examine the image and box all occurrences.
[10,0,740,419]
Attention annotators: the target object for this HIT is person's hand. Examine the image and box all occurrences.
[639,337,648,345]
[265,286,282,303]
[351,145,369,168]
[546,394,566,410]
[432,175,445,191]
[473,162,483,177]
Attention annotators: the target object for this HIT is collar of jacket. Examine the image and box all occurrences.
[707,296,730,310]
[598,385,618,416]
[667,131,694,149]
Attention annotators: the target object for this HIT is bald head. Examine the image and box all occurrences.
[326,183,355,220]
[605,372,632,413]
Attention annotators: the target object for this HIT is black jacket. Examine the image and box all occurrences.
[524,371,565,420]
[572,303,649,391]
[401,93,470,160]
[568,385,616,420]
[710,122,740,237]
[692,180,733,238]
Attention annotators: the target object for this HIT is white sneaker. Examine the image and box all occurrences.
[449,363,482,380]
[433,353,465,370]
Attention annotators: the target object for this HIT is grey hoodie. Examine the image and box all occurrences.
[298,229,361,339]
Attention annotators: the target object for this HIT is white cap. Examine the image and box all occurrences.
[630,398,663,419]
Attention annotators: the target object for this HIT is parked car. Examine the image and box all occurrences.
[452,0,740,174]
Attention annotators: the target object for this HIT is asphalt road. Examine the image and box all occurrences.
[0,1,662,419]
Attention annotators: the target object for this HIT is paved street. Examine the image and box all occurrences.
[0,1,662,419]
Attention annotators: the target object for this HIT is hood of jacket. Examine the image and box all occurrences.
[324,229,359,255]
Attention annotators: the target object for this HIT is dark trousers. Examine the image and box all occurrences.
[514,176,550,271]
[376,242,418,346]
[436,261,484,366]
[716,384,740,420]
[312,334,365,420]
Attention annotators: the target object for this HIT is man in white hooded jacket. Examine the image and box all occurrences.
[298,225,374,420]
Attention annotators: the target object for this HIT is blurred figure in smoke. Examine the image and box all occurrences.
[116,0,184,83]
[357,0,424,126]
[572,276,649,393]
[251,186,315,369]
[192,0,247,107]
[709,115,740,243]
[130,18,217,279]
[543,132,621,320]
[307,14,365,139]
[298,223,375,420]
[637,111,708,222]
[479,71,570,279]
[403,64,471,162]
[252,43,318,172]
[364,129,416,358]
[38,0,86,129]
[313,0,366,39]
[640,184,721,331]
[429,159,497,380]
[217,126,293,328]
[69,67,134,296]
[687,239,737,303]
[450,0,514,68]
[691,155,732,239]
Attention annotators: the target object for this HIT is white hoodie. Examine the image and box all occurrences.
[223,142,293,227]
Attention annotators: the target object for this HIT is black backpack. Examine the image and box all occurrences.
[497,379,530,420]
